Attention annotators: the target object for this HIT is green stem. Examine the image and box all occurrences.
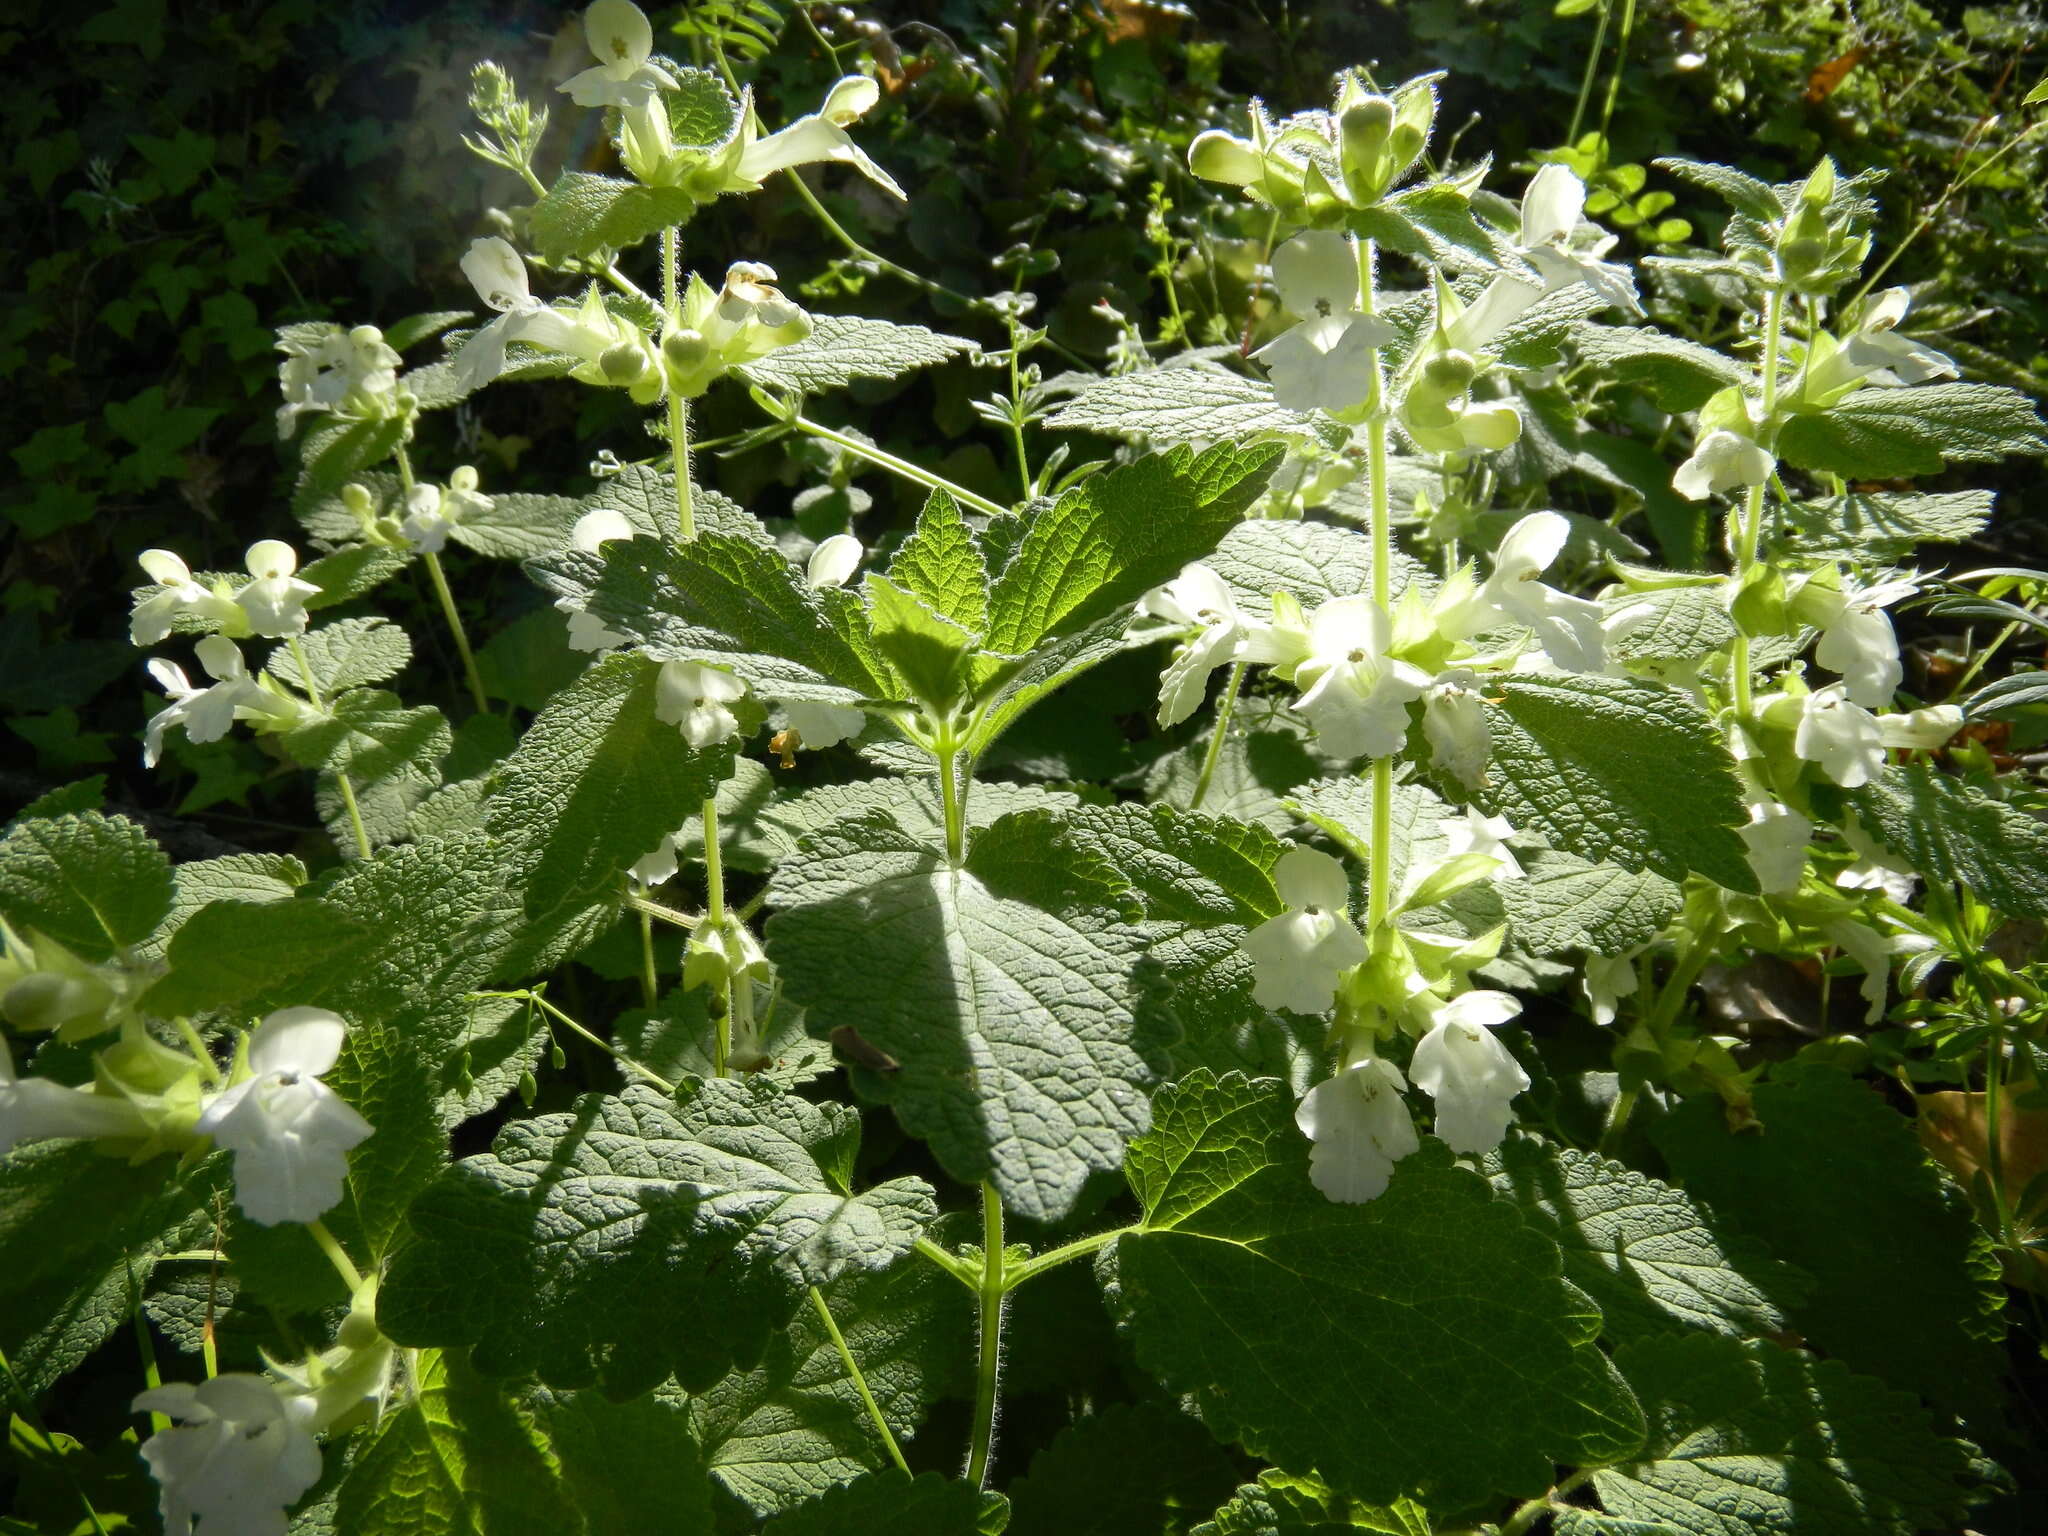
[1941,618,2022,704]
[1565,0,1614,149]
[306,1219,365,1293]
[623,894,700,931]
[1356,235,1396,945]
[1729,285,1786,721]
[637,907,659,1010]
[782,168,977,311]
[792,413,1011,517]
[3,1345,117,1536]
[422,550,490,714]
[914,1235,982,1290]
[668,392,695,543]
[487,989,678,1093]
[173,1017,222,1088]
[965,1183,1006,1490]
[333,769,374,862]
[702,795,731,1078]
[1596,1082,1640,1158]
[1004,1226,1133,1289]
[1644,912,1727,1037]
[809,1286,911,1474]
[1188,661,1248,811]
[939,751,968,865]
[1595,0,1639,147]
[1007,318,1033,501]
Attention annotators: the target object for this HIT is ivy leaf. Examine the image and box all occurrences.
[1043,368,1313,445]
[761,1472,1006,1535]
[0,810,172,961]
[1569,325,1744,413]
[1487,1136,1805,1342]
[1563,1334,1979,1536]
[1110,1072,1646,1508]
[266,619,411,696]
[1005,1401,1242,1536]
[1193,1471,1429,1536]
[984,442,1284,653]
[485,653,734,973]
[764,809,1167,1221]
[1652,1063,2007,1426]
[693,1257,971,1515]
[1769,490,1994,561]
[1776,383,2048,478]
[529,1386,714,1536]
[739,315,980,394]
[1840,764,2048,920]
[886,489,990,633]
[1474,674,1756,892]
[529,172,700,262]
[334,1350,580,1536]
[380,1080,935,1395]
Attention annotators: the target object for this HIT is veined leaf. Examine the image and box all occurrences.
[1777,383,2048,478]
[1043,368,1313,445]
[739,315,979,394]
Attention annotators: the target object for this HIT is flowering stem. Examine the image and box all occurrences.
[507,989,677,1094]
[939,749,968,866]
[332,772,375,862]
[1007,316,1033,502]
[965,1182,1007,1490]
[421,550,491,715]
[1728,285,1785,722]
[1356,235,1397,946]
[702,795,731,1078]
[637,907,659,1010]
[792,414,1011,518]
[1188,661,1248,811]
[306,1219,365,1294]
[809,1285,911,1475]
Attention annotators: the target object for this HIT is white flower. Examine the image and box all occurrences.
[1516,165,1642,316]
[559,509,637,652]
[275,324,399,439]
[1140,563,1246,727]
[1838,816,1917,902]
[1239,847,1366,1015]
[1295,1056,1420,1203]
[1674,429,1774,501]
[1810,577,1917,708]
[632,835,680,887]
[195,1008,374,1227]
[1421,669,1492,788]
[1439,807,1523,881]
[734,74,905,199]
[236,542,320,639]
[780,697,865,750]
[454,239,632,393]
[131,550,242,646]
[558,0,677,108]
[1738,800,1812,894]
[0,1032,147,1153]
[1458,512,1607,673]
[1793,683,1885,788]
[806,533,864,589]
[1253,231,1397,413]
[134,1373,321,1536]
[1805,288,1957,395]
[1822,919,1896,1025]
[401,467,494,556]
[1408,990,1530,1155]
[1877,702,1961,752]
[143,637,274,769]
[655,661,747,749]
[1581,953,1640,1026]
[1291,596,1431,758]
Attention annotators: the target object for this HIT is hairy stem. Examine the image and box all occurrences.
[965,1183,1007,1488]
[810,1286,911,1474]
[1729,284,1786,721]
[306,1219,366,1293]
[792,414,1011,517]
[422,550,490,715]
[1003,1226,1133,1290]
[1189,660,1248,811]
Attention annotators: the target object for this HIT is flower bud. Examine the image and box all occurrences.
[1188,129,1263,186]
[1422,350,1478,394]
[662,328,711,371]
[600,341,648,383]
[1338,96,1395,203]
[3,971,111,1034]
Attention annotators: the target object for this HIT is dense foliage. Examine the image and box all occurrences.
[6,3,2048,1535]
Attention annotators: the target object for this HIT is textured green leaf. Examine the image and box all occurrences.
[1770,490,1994,560]
[1651,158,1784,221]
[1478,674,1756,891]
[693,1257,971,1514]
[1193,1471,1430,1536]
[1199,517,1423,617]
[267,618,412,696]
[0,810,172,961]
[1603,584,1734,663]
[330,1006,450,1257]
[335,1350,579,1536]
[1487,1137,1804,1342]
[985,442,1283,653]
[300,545,412,611]
[448,492,585,561]
[145,896,377,1018]
[380,1080,934,1394]
[1652,1063,2007,1425]
[1043,367,1312,445]
[281,689,449,789]
[887,489,990,633]
[1841,764,2048,919]
[294,417,406,518]
[762,1472,1004,1535]
[1055,802,1282,927]
[139,851,306,962]
[1777,383,2048,478]
[865,572,982,706]
[1006,1401,1241,1536]
[486,653,735,972]
[529,172,700,262]
[534,533,888,702]
[969,607,1150,759]
[1567,1334,1978,1536]
[739,315,980,394]
[1495,851,1681,956]
[619,984,832,1091]
[383,310,473,353]
[529,1386,714,1536]
[764,809,1166,1221]
[1111,1072,1645,1508]
[1570,324,1744,412]
[0,1142,221,1395]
